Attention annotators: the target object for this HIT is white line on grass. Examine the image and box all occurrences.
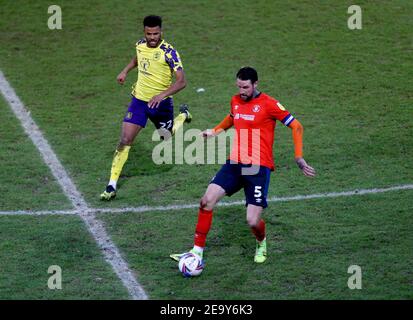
[0,209,78,216]
[1,183,412,216]
[83,183,413,213]
[0,70,147,300]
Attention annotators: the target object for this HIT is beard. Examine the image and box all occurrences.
[146,38,160,47]
[240,93,252,101]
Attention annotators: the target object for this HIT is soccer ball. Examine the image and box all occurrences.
[178,252,204,277]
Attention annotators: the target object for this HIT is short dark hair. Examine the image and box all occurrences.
[143,15,162,28]
[236,66,258,83]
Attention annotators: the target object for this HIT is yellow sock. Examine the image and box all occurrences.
[109,145,131,183]
[172,113,187,135]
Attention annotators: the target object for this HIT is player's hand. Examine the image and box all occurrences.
[199,129,215,138]
[117,71,127,85]
[148,94,165,108]
[295,157,316,177]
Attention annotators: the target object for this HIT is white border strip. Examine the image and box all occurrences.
[1,184,412,216]
[0,70,147,300]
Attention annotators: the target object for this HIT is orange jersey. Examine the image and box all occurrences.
[229,93,295,170]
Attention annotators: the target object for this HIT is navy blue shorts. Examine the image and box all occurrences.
[210,160,271,208]
[123,96,174,132]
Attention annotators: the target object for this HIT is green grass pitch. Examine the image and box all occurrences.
[0,0,411,299]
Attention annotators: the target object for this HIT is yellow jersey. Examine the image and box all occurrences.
[132,39,183,102]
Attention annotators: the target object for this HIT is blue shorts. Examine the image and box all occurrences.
[210,160,271,208]
[123,96,174,131]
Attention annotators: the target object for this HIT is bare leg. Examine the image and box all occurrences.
[118,122,143,148]
[199,183,227,210]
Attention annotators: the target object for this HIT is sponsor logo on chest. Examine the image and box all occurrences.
[234,113,255,121]
[234,104,261,121]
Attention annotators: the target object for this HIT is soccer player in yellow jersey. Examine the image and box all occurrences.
[101,15,191,200]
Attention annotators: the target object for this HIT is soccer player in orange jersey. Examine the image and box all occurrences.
[171,66,315,264]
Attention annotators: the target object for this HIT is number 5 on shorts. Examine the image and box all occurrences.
[254,186,262,198]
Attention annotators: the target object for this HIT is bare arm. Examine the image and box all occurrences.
[200,114,234,138]
[148,69,187,108]
[117,56,137,85]
[289,120,316,177]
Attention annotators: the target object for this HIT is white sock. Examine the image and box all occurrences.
[192,245,204,254]
[109,180,117,189]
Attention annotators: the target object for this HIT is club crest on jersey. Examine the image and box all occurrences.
[153,51,161,61]
[252,105,261,113]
